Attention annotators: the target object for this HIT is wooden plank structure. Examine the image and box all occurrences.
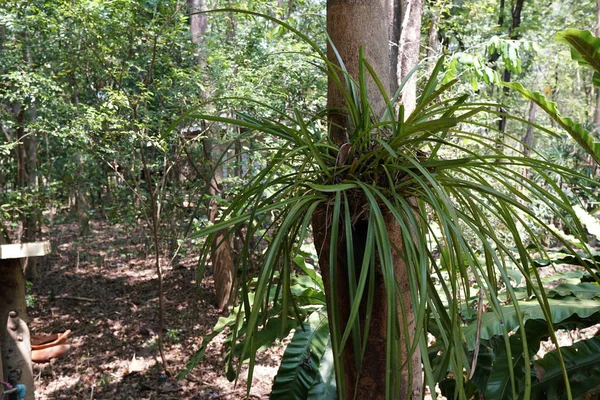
[0,242,50,400]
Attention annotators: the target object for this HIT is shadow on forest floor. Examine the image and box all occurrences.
[29,220,282,399]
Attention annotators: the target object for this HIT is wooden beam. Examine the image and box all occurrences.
[0,242,50,260]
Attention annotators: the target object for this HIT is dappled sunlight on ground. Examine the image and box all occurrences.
[29,221,283,399]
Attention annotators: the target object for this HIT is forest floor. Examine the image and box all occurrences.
[30,220,283,400]
[25,220,600,399]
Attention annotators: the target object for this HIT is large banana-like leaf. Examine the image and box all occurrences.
[437,310,600,399]
[532,336,600,399]
[484,319,549,400]
[505,82,600,166]
[547,282,600,300]
[538,251,600,270]
[463,298,600,350]
[555,29,600,87]
[270,310,334,400]
[306,341,336,400]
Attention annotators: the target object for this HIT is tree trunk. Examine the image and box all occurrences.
[203,139,234,311]
[595,0,600,130]
[521,100,536,157]
[70,93,90,236]
[396,0,424,116]
[327,0,391,146]
[0,352,3,398]
[426,2,441,62]
[19,33,40,282]
[0,260,34,400]
[189,0,235,311]
[189,0,208,69]
[496,0,525,145]
[322,1,422,398]
[520,100,536,183]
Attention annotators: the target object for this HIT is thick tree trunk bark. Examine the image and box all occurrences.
[0,353,3,398]
[327,0,391,146]
[323,1,422,398]
[0,260,34,400]
[313,208,422,400]
[390,0,402,96]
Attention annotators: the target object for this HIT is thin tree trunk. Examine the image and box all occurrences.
[595,0,600,129]
[521,101,536,157]
[189,0,235,311]
[70,92,90,236]
[322,1,422,398]
[189,0,208,69]
[520,100,536,183]
[396,0,424,116]
[15,32,40,281]
[426,2,441,62]
[203,139,234,311]
[138,144,170,374]
[495,0,525,156]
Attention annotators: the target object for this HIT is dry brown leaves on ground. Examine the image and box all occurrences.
[29,221,282,400]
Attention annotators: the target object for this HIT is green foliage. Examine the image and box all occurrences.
[270,309,334,400]
[3,2,600,399]
[506,29,600,167]
[178,258,325,382]
[506,81,600,166]
[435,282,600,399]
[533,336,600,399]
[25,281,37,309]
[547,282,600,300]
[180,9,597,396]
[462,298,600,351]
[555,29,600,87]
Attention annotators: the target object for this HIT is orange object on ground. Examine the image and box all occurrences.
[31,344,72,363]
[31,330,71,350]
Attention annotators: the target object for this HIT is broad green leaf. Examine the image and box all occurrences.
[484,319,549,400]
[307,339,337,400]
[505,82,600,166]
[547,283,600,300]
[271,310,331,400]
[532,336,600,399]
[463,298,600,350]
[555,29,600,79]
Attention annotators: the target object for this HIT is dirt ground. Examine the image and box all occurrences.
[24,220,600,399]
[29,220,282,399]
